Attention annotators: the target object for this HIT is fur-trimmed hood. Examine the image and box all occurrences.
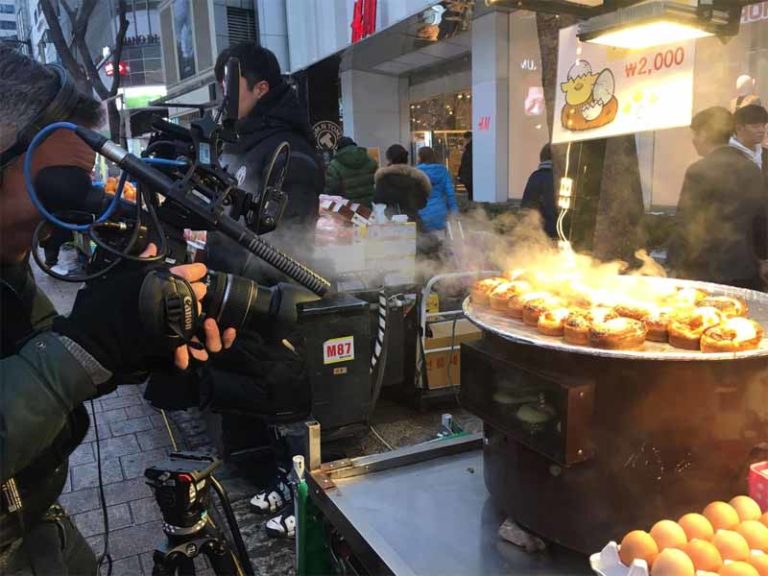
[374,163,431,193]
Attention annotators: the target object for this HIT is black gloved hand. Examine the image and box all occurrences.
[52,265,198,377]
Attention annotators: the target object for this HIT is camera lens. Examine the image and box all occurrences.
[204,271,276,330]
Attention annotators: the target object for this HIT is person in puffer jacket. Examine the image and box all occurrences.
[417,146,459,232]
[324,137,378,206]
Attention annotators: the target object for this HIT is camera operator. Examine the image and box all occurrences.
[202,43,324,539]
[0,45,235,574]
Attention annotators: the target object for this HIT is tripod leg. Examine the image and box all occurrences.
[203,540,241,576]
[152,550,197,576]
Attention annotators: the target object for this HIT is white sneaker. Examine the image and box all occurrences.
[265,509,296,539]
[249,477,292,514]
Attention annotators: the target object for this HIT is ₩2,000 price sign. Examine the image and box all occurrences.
[552,25,695,144]
[323,336,355,365]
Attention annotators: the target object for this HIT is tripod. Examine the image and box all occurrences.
[146,453,255,576]
[151,512,241,576]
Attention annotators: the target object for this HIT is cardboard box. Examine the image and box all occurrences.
[424,319,482,389]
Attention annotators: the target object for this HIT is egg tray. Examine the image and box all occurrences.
[590,541,765,576]
[464,278,768,362]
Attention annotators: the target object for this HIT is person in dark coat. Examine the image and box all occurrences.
[325,136,378,206]
[458,131,473,201]
[373,144,431,228]
[668,106,767,289]
[521,143,557,239]
[203,43,326,539]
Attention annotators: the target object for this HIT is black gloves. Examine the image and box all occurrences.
[52,265,196,378]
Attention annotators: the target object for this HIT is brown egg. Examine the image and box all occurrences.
[732,496,763,522]
[650,519,688,551]
[720,561,760,576]
[620,530,659,567]
[749,555,768,576]
[704,501,742,531]
[713,530,751,561]
[679,513,715,541]
[683,538,722,572]
[650,548,695,576]
[738,521,768,551]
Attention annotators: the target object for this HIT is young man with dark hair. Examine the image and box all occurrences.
[212,42,322,242]
[0,45,233,574]
[730,104,768,168]
[208,43,325,540]
[521,143,557,239]
[668,106,767,288]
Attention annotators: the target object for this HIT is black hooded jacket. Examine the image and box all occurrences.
[201,83,324,419]
[208,82,324,283]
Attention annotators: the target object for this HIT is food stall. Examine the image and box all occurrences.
[298,1,768,574]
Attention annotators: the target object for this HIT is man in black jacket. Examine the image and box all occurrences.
[521,144,557,239]
[457,131,473,201]
[205,43,324,539]
[668,106,767,288]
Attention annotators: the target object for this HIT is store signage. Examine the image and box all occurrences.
[552,25,695,145]
[742,2,768,24]
[351,0,377,43]
[313,121,342,151]
[323,336,355,365]
[477,116,491,131]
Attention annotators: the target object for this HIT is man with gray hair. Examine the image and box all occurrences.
[0,45,235,574]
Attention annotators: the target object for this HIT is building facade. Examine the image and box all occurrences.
[157,0,258,121]
[0,0,17,40]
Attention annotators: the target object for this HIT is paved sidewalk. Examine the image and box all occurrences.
[60,385,176,575]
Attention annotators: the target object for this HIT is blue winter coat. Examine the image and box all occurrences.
[417,163,459,231]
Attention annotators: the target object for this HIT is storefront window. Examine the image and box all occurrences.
[508,10,551,201]
[409,91,471,183]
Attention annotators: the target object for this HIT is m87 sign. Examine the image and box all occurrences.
[323,336,355,365]
[552,25,695,144]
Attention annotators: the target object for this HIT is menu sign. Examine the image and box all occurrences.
[552,25,696,144]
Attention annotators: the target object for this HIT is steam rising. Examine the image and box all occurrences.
[423,207,670,307]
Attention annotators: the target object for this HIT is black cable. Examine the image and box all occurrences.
[91,399,113,576]
[31,222,123,283]
[142,140,179,157]
[87,192,164,263]
[142,186,170,260]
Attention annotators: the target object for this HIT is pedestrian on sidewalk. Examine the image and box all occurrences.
[324,137,378,207]
[373,144,431,228]
[521,143,557,239]
[730,104,768,169]
[417,147,459,233]
[457,131,473,201]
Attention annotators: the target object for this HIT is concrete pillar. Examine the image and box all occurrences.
[471,12,510,203]
[340,69,409,160]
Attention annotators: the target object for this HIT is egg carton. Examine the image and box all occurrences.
[590,541,720,576]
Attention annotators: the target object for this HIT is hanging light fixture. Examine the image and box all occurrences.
[577,1,741,50]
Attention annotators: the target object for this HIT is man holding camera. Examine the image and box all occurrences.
[0,45,235,574]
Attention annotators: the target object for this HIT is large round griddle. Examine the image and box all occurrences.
[464,277,768,361]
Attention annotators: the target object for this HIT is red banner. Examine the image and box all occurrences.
[351,0,377,43]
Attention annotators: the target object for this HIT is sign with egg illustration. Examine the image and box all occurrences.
[552,25,696,144]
